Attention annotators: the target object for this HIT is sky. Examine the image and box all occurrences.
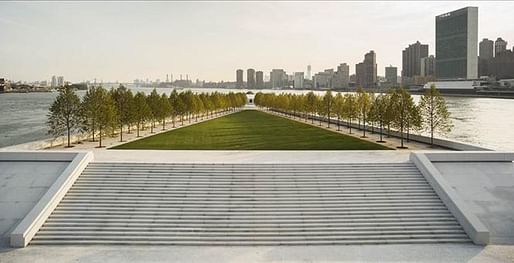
[1,1,514,83]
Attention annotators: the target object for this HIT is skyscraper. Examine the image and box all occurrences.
[402,41,429,81]
[306,65,312,80]
[294,72,304,89]
[255,71,264,89]
[355,50,377,89]
[435,7,478,79]
[247,69,255,89]
[479,38,494,77]
[495,37,508,57]
[385,65,398,84]
[236,69,244,88]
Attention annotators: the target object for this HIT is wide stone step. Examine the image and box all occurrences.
[32,233,470,242]
[41,220,462,228]
[52,203,446,213]
[36,229,467,237]
[39,225,462,232]
[29,238,471,246]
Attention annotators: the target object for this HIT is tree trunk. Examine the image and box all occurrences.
[99,127,102,148]
[379,122,384,142]
[92,121,95,142]
[120,124,123,142]
[362,116,366,138]
[137,123,140,137]
[67,124,71,147]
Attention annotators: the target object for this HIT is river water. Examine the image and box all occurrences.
[1,86,513,150]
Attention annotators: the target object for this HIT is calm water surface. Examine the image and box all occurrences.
[1,86,513,150]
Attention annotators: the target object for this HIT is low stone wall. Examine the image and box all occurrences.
[268,109,490,151]
[5,151,94,247]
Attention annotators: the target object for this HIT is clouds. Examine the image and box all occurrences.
[0,1,513,82]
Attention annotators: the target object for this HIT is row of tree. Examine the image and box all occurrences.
[254,86,452,148]
[48,86,247,147]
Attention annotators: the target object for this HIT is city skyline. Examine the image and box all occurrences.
[1,1,514,83]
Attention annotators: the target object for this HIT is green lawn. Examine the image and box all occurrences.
[113,110,391,150]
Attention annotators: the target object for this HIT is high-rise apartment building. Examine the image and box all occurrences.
[495,37,508,57]
[247,69,255,89]
[57,76,64,87]
[435,7,478,79]
[270,69,287,89]
[51,76,57,88]
[333,63,350,89]
[479,38,494,59]
[313,70,333,89]
[355,50,377,89]
[255,71,264,89]
[294,72,304,89]
[402,41,429,80]
[385,65,398,84]
[236,69,244,88]
[479,38,494,77]
[306,65,312,80]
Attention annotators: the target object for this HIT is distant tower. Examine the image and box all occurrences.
[236,69,244,88]
[170,73,173,82]
[166,74,169,83]
[495,37,508,57]
[307,65,312,80]
[247,69,255,89]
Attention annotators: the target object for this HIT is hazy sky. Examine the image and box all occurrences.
[1,1,514,83]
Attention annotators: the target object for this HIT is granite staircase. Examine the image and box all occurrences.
[31,162,470,245]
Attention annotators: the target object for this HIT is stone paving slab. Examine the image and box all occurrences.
[1,244,513,263]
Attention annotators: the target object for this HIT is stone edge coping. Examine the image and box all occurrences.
[410,152,493,245]
[8,151,94,247]
[423,151,514,162]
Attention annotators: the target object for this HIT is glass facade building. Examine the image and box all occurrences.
[435,7,478,80]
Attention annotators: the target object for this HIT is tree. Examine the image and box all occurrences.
[315,95,324,126]
[334,93,344,131]
[406,103,422,142]
[419,85,453,146]
[322,90,334,128]
[158,94,172,130]
[47,86,81,147]
[370,94,390,143]
[81,86,102,142]
[111,85,131,142]
[168,90,179,127]
[343,93,357,134]
[96,88,117,148]
[356,89,371,138]
[390,87,415,148]
[305,92,317,124]
[133,92,151,137]
[147,89,160,133]
[125,90,135,134]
